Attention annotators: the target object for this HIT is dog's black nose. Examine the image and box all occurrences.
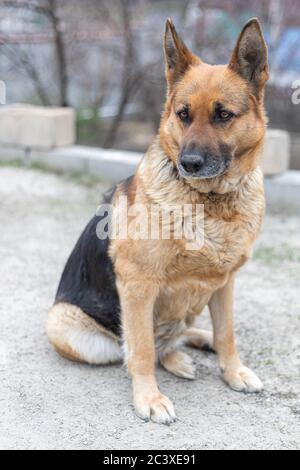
[180,153,205,174]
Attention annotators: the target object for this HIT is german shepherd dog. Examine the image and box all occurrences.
[47,18,269,424]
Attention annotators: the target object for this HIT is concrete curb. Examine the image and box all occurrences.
[0,144,299,212]
[262,129,291,176]
[32,146,142,182]
[264,171,300,213]
[0,144,142,183]
[0,104,75,149]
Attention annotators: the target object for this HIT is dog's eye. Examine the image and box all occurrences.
[220,111,230,120]
[215,109,234,122]
[176,108,189,123]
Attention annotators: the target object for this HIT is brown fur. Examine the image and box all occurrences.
[46,302,121,364]
[48,18,269,425]
[110,18,268,424]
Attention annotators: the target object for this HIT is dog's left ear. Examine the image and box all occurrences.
[164,19,199,91]
[229,18,269,98]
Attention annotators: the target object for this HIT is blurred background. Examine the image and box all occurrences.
[0,0,299,158]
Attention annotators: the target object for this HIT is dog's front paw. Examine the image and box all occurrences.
[134,392,177,425]
[222,366,263,393]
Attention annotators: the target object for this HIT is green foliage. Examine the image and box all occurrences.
[76,108,106,147]
[254,244,300,264]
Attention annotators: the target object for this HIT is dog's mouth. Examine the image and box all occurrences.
[177,155,232,180]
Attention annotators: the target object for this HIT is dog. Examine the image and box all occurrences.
[46,18,269,425]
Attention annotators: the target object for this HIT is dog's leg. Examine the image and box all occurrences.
[160,350,196,380]
[46,303,122,365]
[160,326,214,379]
[119,279,176,425]
[209,275,263,393]
[184,327,215,352]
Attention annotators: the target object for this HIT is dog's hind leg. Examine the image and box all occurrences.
[159,328,214,379]
[184,327,215,352]
[156,321,197,380]
[46,302,122,365]
[160,350,196,380]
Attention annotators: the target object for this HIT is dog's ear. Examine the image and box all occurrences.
[164,19,198,91]
[229,18,269,98]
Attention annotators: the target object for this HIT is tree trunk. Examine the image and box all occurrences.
[103,85,132,149]
[49,0,69,107]
[103,0,136,148]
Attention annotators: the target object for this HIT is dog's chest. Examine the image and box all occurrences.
[157,216,256,323]
[172,214,255,278]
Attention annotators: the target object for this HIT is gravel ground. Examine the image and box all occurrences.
[0,166,299,450]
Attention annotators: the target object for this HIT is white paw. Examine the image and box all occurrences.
[223,366,263,393]
[160,351,196,380]
[134,393,177,425]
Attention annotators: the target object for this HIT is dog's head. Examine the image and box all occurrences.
[160,18,269,192]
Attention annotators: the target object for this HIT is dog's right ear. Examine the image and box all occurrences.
[164,19,198,91]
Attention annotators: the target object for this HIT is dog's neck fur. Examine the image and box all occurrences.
[137,136,265,210]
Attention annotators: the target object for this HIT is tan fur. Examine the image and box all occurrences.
[160,350,196,380]
[184,327,214,351]
[47,303,121,365]
[110,19,268,423]
[47,19,268,425]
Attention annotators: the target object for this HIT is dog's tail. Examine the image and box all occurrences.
[46,302,122,365]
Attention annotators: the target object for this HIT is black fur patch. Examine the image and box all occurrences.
[55,186,121,337]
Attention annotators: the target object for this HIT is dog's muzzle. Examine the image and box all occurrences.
[178,148,231,180]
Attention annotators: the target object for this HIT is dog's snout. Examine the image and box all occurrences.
[180,153,205,174]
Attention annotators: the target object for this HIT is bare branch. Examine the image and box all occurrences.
[1,0,69,106]
[0,39,51,105]
[2,1,54,20]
